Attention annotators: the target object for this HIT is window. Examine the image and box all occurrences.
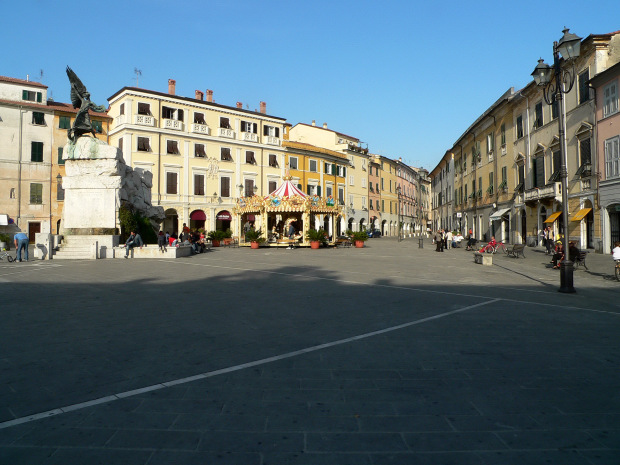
[57,176,64,201]
[472,179,476,198]
[362,196,366,209]
[244,179,255,197]
[325,163,332,175]
[59,116,70,129]
[375,182,379,192]
[137,103,151,115]
[31,141,43,162]
[500,166,507,191]
[349,175,354,186]
[533,156,545,188]
[194,174,205,196]
[92,120,103,133]
[30,183,43,204]
[578,138,592,175]
[486,133,494,153]
[22,90,42,102]
[220,117,231,129]
[309,160,317,172]
[337,165,346,177]
[166,172,178,195]
[32,112,45,125]
[166,140,180,155]
[58,147,64,165]
[376,200,380,211]
[194,112,206,124]
[534,102,543,128]
[381,178,384,190]
[269,154,278,167]
[349,194,354,207]
[220,177,231,197]
[361,178,367,188]
[162,106,184,121]
[263,125,280,137]
[579,69,590,104]
[605,136,620,179]
[137,137,151,151]
[240,121,257,133]
[195,143,206,158]
[549,150,561,182]
[478,176,482,197]
[119,103,125,115]
[487,172,494,195]
[245,151,256,164]
[118,137,123,151]
[221,147,233,161]
[516,115,524,139]
[269,181,277,193]
[289,157,298,169]
[603,80,619,117]
[551,98,558,120]
[326,185,333,197]
[500,123,506,146]
[338,187,344,205]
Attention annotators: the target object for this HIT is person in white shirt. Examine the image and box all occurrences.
[446,230,453,250]
[613,241,620,260]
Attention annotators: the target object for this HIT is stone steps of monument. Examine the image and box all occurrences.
[54,245,96,260]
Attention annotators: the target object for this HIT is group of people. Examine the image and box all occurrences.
[433,229,464,252]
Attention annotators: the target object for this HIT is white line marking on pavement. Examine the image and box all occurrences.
[0,299,499,430]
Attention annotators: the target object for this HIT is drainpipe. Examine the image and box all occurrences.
[17,106,24,228]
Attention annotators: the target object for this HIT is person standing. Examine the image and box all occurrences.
[545,227,554,255]
[446,230,453,250]
[14,232,29,262]
[124,231,143,258]
[157,231,167,253]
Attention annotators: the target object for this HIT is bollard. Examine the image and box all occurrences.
[418,237,423,248]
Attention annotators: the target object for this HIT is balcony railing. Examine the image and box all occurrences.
[163,119,183,131]
[190,123,210,135]
[218,128,235,139]
[241,132,258,142]
[265,136,280,146]
[134,115,155,126]
[524,182,562,202]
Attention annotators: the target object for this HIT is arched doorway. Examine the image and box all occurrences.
[190,210,206,230]
[609,204,620,251]
[359,218,366,231]
[348,218,354,232]
[323,215,329,232]
[381,219,387,236]
[164,208,178,235]
[216,210,232,231]
[520,209,527,245]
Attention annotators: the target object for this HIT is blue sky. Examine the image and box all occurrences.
[2,0,619,170]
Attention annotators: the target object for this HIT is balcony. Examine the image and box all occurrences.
[524,182,562,202]
[163,119,183,131]
[134,114,155,126]
[218,127,235,139]
[190,123,210,135]
[265,136,280,146]
[241,132,258,142]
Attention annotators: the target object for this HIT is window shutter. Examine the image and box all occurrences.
[343,167,346,178]
[317,185,321,196]
[275,127,279,137]
[535,157,545,188]
[177,109,184,121]
[253,123,257,134]
[307,185,311,195]
[58,147,64,165]
[22,90,28,100]
[37,92,42,103]
[332,163,337,175]
[264,125,269,136]
[298,184,302,191]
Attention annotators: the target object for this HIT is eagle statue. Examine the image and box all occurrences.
[66,66,107,142]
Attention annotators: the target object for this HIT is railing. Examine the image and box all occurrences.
[241,132,258,142]
[524,182,562,202]
[265,136,280,146]
[218,128,235,139]
[163,119,183,131]
[190,123,210,135]
[134,115,155,126]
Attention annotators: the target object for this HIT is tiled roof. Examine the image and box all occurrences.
[0,97,110,118]
[0,76,47,88]
[282,141,348,160]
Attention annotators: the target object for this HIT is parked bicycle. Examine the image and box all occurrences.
[615,259,620,282]
[0,251,15,263]
[479,240,508,254]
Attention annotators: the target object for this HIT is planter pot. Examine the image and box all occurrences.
[250,241,260,249]
[310,241,320,249]
[0,242,6,251]
[355,240,365,248]
[212,240,220,247]
[223,238,232,245]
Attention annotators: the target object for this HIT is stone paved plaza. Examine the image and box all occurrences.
[1,238,619,464]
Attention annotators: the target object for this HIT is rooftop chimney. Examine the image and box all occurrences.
[311,120,316,126]
[168,79,176,95]
[236,101,243,109]
[323,122,328,129]
[195,90,204,100]
[206,89,213,102]
[260,101,266,114]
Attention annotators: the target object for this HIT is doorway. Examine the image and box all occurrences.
[28,222,41,243]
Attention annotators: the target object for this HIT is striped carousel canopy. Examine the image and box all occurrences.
[267,180,308,198]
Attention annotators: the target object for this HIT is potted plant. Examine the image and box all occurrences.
[305,228,328,249]
[244,228,265,249]
[0,233,9,251]
[207,230,226,247]
[222,228,233,245]
[351,230,368,248]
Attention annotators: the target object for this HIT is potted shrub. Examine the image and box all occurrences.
[207,230,226,247]
[244,228,265,249]
[0,233,9,251]
[351,230,368,248]
[305,228,328,249]
[222,228,233,246]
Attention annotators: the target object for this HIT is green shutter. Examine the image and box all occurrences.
[31,142,43,162]
[58,147,64,165]
[37,92,42,103]
[317,185,321,196]
[332,163,337,175]
[342,167,346,178]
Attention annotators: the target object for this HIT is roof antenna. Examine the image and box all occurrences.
[39,69,44,82]
[134,68,142,86]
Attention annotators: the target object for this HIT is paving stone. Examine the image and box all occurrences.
[306,432,409,452]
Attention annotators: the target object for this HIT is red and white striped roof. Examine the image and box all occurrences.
[267,180,308,198]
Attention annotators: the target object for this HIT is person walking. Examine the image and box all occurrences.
[14,232,29,262]
[124,231,143,258]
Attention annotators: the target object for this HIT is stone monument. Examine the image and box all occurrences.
[56,67,164,259]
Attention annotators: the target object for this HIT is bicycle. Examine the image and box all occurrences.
[615,259,620,282]
[0,251,15,263]
[479,241,507,254]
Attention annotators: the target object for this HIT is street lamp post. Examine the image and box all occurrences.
[396,185,402,242]
[531,28,582,293]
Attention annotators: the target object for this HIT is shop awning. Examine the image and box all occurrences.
[190,210,206,221]
[570,208,592,222]
[216,210,232,221]
[544,211,562,223]
[489,208,511,220]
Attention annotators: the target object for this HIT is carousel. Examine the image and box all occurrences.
[233,176,344,246]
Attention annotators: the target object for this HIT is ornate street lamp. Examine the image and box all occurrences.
[531,28,582,293]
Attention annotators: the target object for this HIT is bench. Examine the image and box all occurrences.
[506,243,526,258]
[334,238,352,248]
[473,251,493,266]
[573,250,588,270]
